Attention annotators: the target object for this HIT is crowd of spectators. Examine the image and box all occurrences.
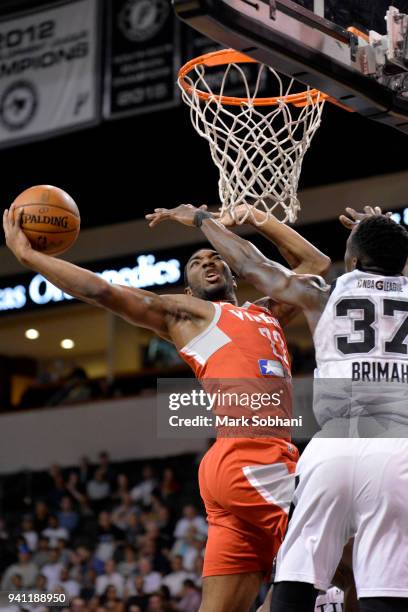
[0,452,208,612]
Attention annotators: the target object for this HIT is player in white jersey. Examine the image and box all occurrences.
[267,212,408,612]
[145,207,408,612]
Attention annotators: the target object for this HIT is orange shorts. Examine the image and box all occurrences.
[199,437,298,577]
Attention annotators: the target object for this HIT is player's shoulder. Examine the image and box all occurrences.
[161,293,193,304]
[160,292,206,304]
[160,293,216,318]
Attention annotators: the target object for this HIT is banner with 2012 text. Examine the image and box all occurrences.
[0,0,100,147]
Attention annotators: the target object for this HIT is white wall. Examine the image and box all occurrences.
[0,396,208,474]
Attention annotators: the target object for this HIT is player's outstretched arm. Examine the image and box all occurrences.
[200,216,328,308]
[3,208,172,337]
[146,204,329,309]
[220,204,331,276]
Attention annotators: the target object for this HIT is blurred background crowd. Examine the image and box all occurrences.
[0,451,215,612]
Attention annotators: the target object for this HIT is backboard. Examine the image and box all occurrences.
[322,1,408,33]
[173,0,408,134]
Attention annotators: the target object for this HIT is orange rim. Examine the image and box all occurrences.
[178,48,352,111]
[347,26,370,43]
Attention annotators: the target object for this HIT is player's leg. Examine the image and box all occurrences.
[359,598,408,611]
[199,482,282,612]
[352,439,408,605]
[270,582,319,612]
[343,586,359,612]
[258,584,318,612]
[198,445,266,611]
[200,572,264,612]
[199,439,298,611]
[271,439,354,610]
[262,541,357,612]
[332,539,358,612]
[199,514,268,611]
[256,584,273,612]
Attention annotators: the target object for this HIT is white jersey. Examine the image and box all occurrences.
[313,270,408,428]
[276,277,408,598]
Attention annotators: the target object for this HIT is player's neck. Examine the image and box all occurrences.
[213,293,238,305]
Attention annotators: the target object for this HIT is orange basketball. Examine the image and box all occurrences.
[11,185,80,256]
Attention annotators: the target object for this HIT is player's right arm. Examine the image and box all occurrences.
[218,205,331,324]
[3,208,185,339]
[200,216,329,307]
[219,204,331,276]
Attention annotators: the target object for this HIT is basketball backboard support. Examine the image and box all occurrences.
[313,1,325,19]
[173,0,408,134]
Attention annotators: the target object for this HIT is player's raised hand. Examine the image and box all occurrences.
[339,205,392,230]
[216,203,250,227]
[146,204,209,228]
[3,207,31,260]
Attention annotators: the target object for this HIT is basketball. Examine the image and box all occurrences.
[11,185,80,256]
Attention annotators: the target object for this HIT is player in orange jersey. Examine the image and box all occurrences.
[4,204,329,612]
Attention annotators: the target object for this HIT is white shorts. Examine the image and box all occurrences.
[275,437,408,598]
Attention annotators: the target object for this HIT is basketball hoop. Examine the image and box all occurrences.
[178,49,339,225]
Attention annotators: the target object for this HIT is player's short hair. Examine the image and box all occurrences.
[351,216,408,274]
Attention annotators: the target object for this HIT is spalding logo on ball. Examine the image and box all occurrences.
[11,185,80,256]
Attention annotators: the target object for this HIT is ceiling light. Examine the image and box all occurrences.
[61,339,75,350]
[25,329,39,340]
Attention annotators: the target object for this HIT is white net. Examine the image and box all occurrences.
[178,53,326,225]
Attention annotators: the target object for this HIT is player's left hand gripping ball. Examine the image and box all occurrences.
[8,185,80,256]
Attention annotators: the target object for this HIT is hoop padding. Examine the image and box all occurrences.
[178,49,326,225]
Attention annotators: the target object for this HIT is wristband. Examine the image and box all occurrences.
[193,210,213,227]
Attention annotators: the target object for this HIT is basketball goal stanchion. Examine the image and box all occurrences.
[178,49,342,225]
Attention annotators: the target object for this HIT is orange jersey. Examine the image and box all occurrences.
[179,301,298,577]
[180,301,293,439]
[180,301,291,379]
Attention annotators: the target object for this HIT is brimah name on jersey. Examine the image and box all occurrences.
[352,361,408,382]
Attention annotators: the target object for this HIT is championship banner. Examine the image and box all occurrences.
[104,0,180,118]
[0,0,100,148]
